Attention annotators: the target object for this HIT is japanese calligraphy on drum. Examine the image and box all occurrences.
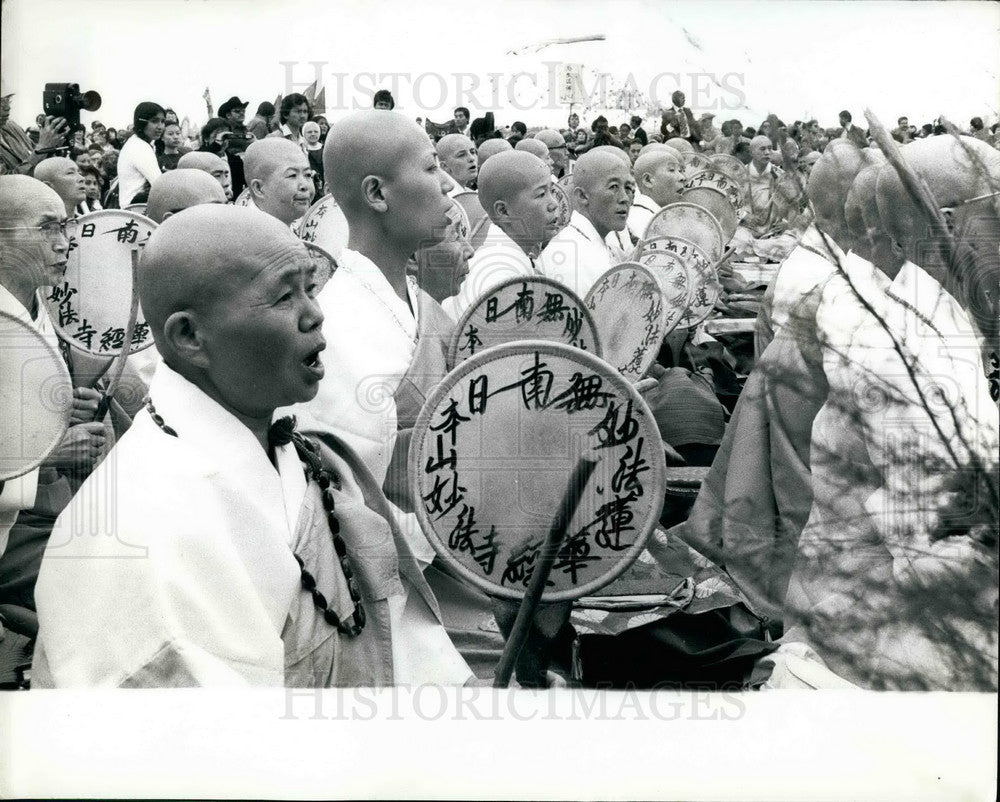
[449,276,600,368]
[42,210,156,357]
[297,193,350,259]
[410,341,665,602]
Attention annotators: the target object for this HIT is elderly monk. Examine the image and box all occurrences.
[476,137,512,169]
[145,168,228,224]
[628,148,684,241]
[677,142,882,629]
[534,129,570,178]
[33,205,472,687]
[0,178,108,619]
[436,133,478,195]
[783,136,999,690]
[289,110,506,679]
[743,135,787,237]
[243,138,315,227]
[755,140,877,354]
[515,137,553,173]
[177,151,233,201]
[536,150,631,298]
[442,150,561,320]
[33,157,87,217]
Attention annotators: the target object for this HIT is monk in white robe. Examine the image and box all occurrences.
[784,136,999,690]
[244,138,315,227]
[627,149,683,242]
[33,205,472,687]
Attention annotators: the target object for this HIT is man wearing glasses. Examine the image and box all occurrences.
[0,176,105,574]
[534,129,571,180]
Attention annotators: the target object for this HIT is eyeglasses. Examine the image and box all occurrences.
[0,218,80,240]
[549,144,568,151]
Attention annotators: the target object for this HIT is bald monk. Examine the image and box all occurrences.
[628,148,684,241]
[33,205,472,687]
[515,137,553,172]
[477,137,511,169]
[177,151,233,201]
[783,136,999,689]
[33,157,87,217]
[535,149,631,297]
[664,137,694,153]
[441,150,561,320]
[436,133,478,194]
[243,138,315,227]
[589,145,638,254]
[534,129,570,178]
[145,168,227,224]
[675,142,882,628]
[288,110,503,679]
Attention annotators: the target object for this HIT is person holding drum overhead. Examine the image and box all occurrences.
[535,149,631,300]
[0,177,106,576]
[32,205,474,688]
[243,138,316,228]
[441,150,561,321]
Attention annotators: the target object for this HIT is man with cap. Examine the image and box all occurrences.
[783,137,999,690]
[436,133,478,195]
[660,91,701,148]
[32,204,473,687]
[33,157,87,218]
[627,148,684,241]
[534,129,571,179]
[535,149,631,299]
[243,138,315,228]
[0,83,68,176]
[177,151,234,201]
[441,150,560,321]
[217,95,254,196]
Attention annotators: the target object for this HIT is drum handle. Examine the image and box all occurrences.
[95,248,141,421]
[493,455,599,688]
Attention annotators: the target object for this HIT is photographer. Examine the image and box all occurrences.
[0,88,69,175]
[217,96,254,196]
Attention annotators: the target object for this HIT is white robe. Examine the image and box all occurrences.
[627,191,660,242]
[442,224,539,322]
[536,210,619,300]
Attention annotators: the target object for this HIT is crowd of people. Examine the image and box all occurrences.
[0,78,997,693]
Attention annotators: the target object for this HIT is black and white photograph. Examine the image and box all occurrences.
[1,0,997,798]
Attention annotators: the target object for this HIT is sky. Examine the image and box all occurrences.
[2,0,998,131]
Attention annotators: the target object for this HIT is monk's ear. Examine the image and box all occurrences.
[163,310,210,370]
[160,211,174,222]
[361,174,387,213]
[493,199,509,219]
[249,178,264,199]
[572,184,588,208]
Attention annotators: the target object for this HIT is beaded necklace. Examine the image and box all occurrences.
[145,400,365,637]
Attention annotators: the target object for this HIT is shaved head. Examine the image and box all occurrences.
[436,133,478,188]
[0,175,64,227]
[633,149,684,208]
[33,156,85,214]
[477,137,512,168]
[324,110,453,258]
[177,151,233,200]
[807,139,873,251]
[0,176,70,303]
[244,138,312,224]
[476,150,559,251]
[146,169,228,224]
[571,150,632,237]
[665,137,694,153]
[515,138,548,159]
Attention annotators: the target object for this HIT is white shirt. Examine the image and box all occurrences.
[442,224,538,321]
[627,191,660,242]
[536,210,618,299]
[117,135,162,206]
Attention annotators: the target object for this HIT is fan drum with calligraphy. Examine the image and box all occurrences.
[0,311,73,481]
[583,263,670,383]
[297,194,350,259]
[631,247,694,335]
[410,340,665,602]
[42,210,157,357]
[448,276,600,369]
[637,236,722,329]
[234,187,253,207]
[645,202,725,261]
